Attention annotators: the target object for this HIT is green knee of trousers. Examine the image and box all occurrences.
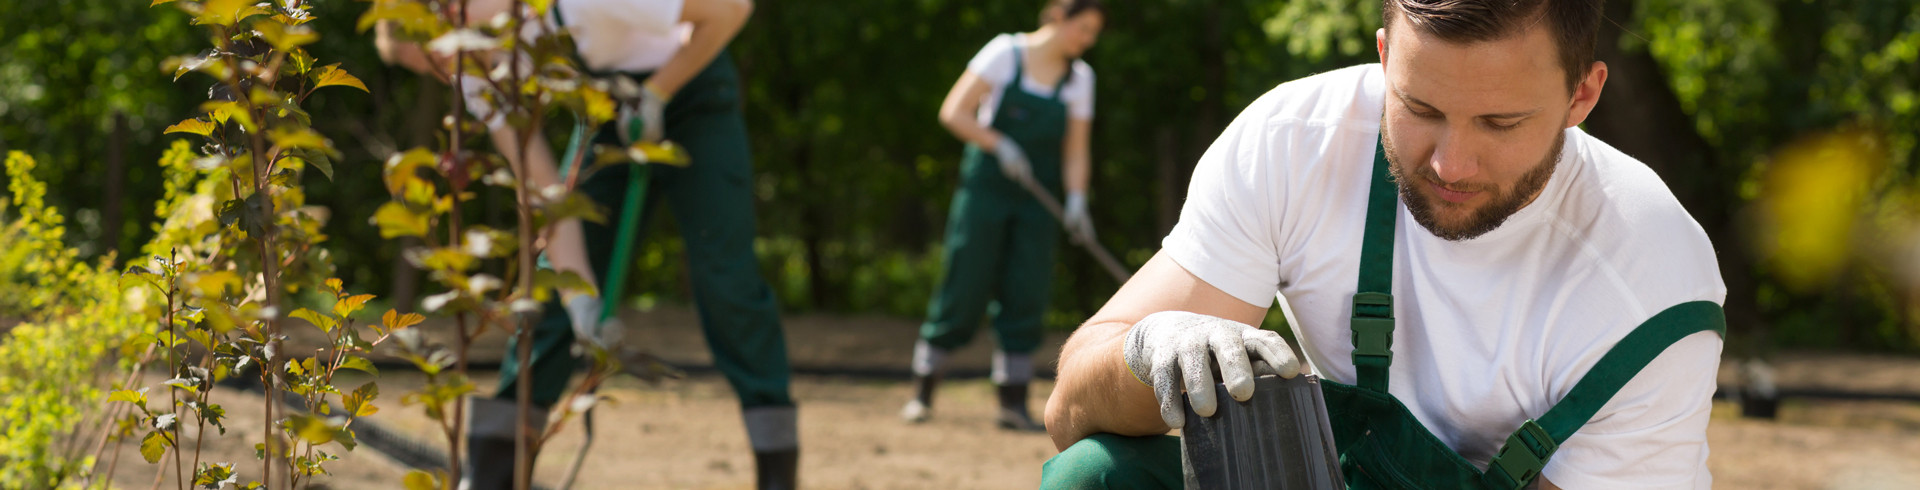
[1040,434,1183,490]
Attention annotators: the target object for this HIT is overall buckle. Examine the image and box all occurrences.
[1485,419,1558,490]
[1350,292,1394,365]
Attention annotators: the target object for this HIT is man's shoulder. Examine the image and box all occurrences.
[1242,63,1385,132]
[1551,130,1727,310]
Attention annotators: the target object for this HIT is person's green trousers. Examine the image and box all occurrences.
[495,52,794,413]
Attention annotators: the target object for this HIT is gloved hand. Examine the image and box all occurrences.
[1123,311,1302,429]
[992,134,1032,184]
[563,294,624,348]
[1063,191,1095,245]
[616,81,668,145]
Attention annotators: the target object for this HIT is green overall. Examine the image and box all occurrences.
[495,50,795,411]
[1039,136,1726,489]
[921,41,1069,355]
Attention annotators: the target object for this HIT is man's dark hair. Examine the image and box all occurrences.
[1382,0,1605,91]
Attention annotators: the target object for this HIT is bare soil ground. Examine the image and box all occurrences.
[99,307,1920,489]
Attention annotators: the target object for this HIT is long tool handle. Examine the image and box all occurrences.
[1011,176,1132,283]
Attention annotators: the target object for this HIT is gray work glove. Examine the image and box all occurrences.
[1063,191,1095,245]
[992,134,1032,184]
[616,80,667,145]
[563,294,624,348]
[1123,311,1302,429]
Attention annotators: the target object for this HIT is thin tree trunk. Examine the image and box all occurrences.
[1585,0,1767,356]
[102,112,128,258]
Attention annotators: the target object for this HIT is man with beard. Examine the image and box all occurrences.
[1037,0,1725,488]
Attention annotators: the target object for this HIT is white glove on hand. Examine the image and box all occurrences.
[992,134,1033,184]
[1123,311,1302,429]
[563,294,624,348]
[616,82,667,145]
[1063,191,1095,245]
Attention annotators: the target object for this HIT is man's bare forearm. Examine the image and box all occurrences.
[1044,320,1167,451]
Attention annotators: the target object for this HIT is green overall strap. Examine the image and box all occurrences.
[1481,300,1727,490]
[1350,137,1397,393]
[552,0,653,322]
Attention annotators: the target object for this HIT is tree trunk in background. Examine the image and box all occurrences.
[101,111,128,258]
[1585,0,1768,356]
[1155,127,1178,237]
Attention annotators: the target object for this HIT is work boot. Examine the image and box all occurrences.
[459,397,548,490]
[753,448,799,490]
[744,406,800,490]
[903,339,948,423]
[990,349,1044,431]
[995,383,1046,432]
[900,374,938,423]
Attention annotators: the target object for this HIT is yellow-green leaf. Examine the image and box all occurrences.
[200,101,255,133]
[254,21,318,51]
[164,118,215,137]
[109,388,149,406]
[311,64,369,93]
[269,127,328,151]
[338,356,378,376]
[382,310,425,332]
[401,470,441,490]
[371,202,429,239]
[358,2,440,35]
[195,0,267,27]
[140,431,167,463]
[290,308,337,333]
[333,294,376,318]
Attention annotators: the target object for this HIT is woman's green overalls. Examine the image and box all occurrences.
[920,42,1071,355]
[1039,136,1726,489]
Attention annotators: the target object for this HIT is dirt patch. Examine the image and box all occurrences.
[119,307,1920,488]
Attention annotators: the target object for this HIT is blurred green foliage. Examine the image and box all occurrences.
[2,0,1918,354]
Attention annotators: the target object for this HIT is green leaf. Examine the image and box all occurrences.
[293,148,334,182]
[371,202,430,239]
[140,431,167,464]
[338,356,378,376]
[164,118,217,137]
[333,294,376,318]
[310,64,369,93]
[290,308,338,333]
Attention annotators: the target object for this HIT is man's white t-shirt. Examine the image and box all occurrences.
[966,33,1096,124]
[1162,64,1725,489]
[554,0,690,73]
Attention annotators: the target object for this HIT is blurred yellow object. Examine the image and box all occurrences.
[627,140,691,167]
[1756,128,1886,292]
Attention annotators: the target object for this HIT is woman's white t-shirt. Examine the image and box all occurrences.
[554,0,691,72]
[1162,64,1724,489]
[966,33,1096,125]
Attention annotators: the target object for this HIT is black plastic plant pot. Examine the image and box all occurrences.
[1181,374,1344,490]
